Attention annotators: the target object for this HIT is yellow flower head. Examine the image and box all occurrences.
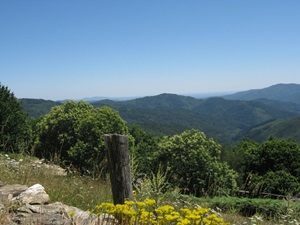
[132,190,137,197]
[125,200,136,207]
[145,198,156,206]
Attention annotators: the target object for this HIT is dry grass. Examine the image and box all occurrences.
[0,153,112,211]
[1,153,299,225]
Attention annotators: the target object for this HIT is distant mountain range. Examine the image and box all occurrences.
[223,83,300,104]
[20,83,300,145]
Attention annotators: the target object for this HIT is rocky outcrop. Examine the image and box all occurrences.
[0,154,67,177]
[0,183,112,225]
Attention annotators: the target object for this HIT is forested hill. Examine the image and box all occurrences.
[93,93,202,109]
[20,85,300,145]
[20,98,61,118]
[240,115,300,143]
[91,94,300,144]
[223,83,300,104]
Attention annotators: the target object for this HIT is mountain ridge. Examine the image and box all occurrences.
[20,83,300,145]
[91,94,300,144]
[222,83,300,104]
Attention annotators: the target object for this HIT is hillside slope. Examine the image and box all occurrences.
[92,94,300,144]
[242,116,300,144]
[223,83,300,104]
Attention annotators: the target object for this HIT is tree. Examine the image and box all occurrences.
[129,125,160,175]
[248,170,300,196]
[35,101,129,176]
[229,139,259,187]
[0,83,29,152]
[156,129,237,196]
[254,137,300,177]
[233,137,300,196]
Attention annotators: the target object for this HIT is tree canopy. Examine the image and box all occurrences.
[156,129,237,196]
[35,101,129,176]
[0,83,29,152]
[232,137,300,196]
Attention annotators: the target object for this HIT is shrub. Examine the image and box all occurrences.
[156,129,237,196]
[232,138,300,196]
[208,197,300,220]
[34,101,129,176]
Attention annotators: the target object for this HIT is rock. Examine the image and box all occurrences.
[0,183,115,225]
[14,184,50,204]
[0,202,4,211]
[0,184,28,202]
[14,202,71,225]
[43,164,67,176]
[30,159,67,176]
[99,213,118,225]
[62,204,100,225]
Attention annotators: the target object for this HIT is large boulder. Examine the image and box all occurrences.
[14,183,50,204]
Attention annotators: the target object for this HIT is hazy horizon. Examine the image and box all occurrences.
[18,90,237,101]
[16,83,299,102]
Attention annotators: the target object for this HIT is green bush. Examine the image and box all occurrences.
[209,197,300,219]
[156,129,237,197]
[35,101,129,176]
[231,138,300,196]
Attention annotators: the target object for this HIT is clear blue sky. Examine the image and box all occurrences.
[1,1,300,100]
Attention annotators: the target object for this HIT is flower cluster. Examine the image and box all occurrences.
[92,198,229,225]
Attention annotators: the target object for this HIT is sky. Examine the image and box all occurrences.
[1,1,300,100]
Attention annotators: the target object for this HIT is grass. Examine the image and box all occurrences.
[0,153,112,210]
[1,152,300,224]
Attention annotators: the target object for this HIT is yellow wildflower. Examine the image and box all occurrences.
[132,190,137,197]
[155,205,174,215]
[92,198,228,225]
[145,198,156,206]
[125,200,136,207]
[136,201,146,208]
[195,207,209,215]
[178,218,191,225]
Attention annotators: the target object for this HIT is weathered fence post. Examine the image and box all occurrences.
[104,134,134,205]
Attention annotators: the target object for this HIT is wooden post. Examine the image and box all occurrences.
[104,134,134,205]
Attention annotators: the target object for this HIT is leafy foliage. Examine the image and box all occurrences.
[209,196,299,219]
[156,129,237,196]
[231,138,300,196]
[0,84,30,152]
[34,101,129,176]
[129,125,160,175]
